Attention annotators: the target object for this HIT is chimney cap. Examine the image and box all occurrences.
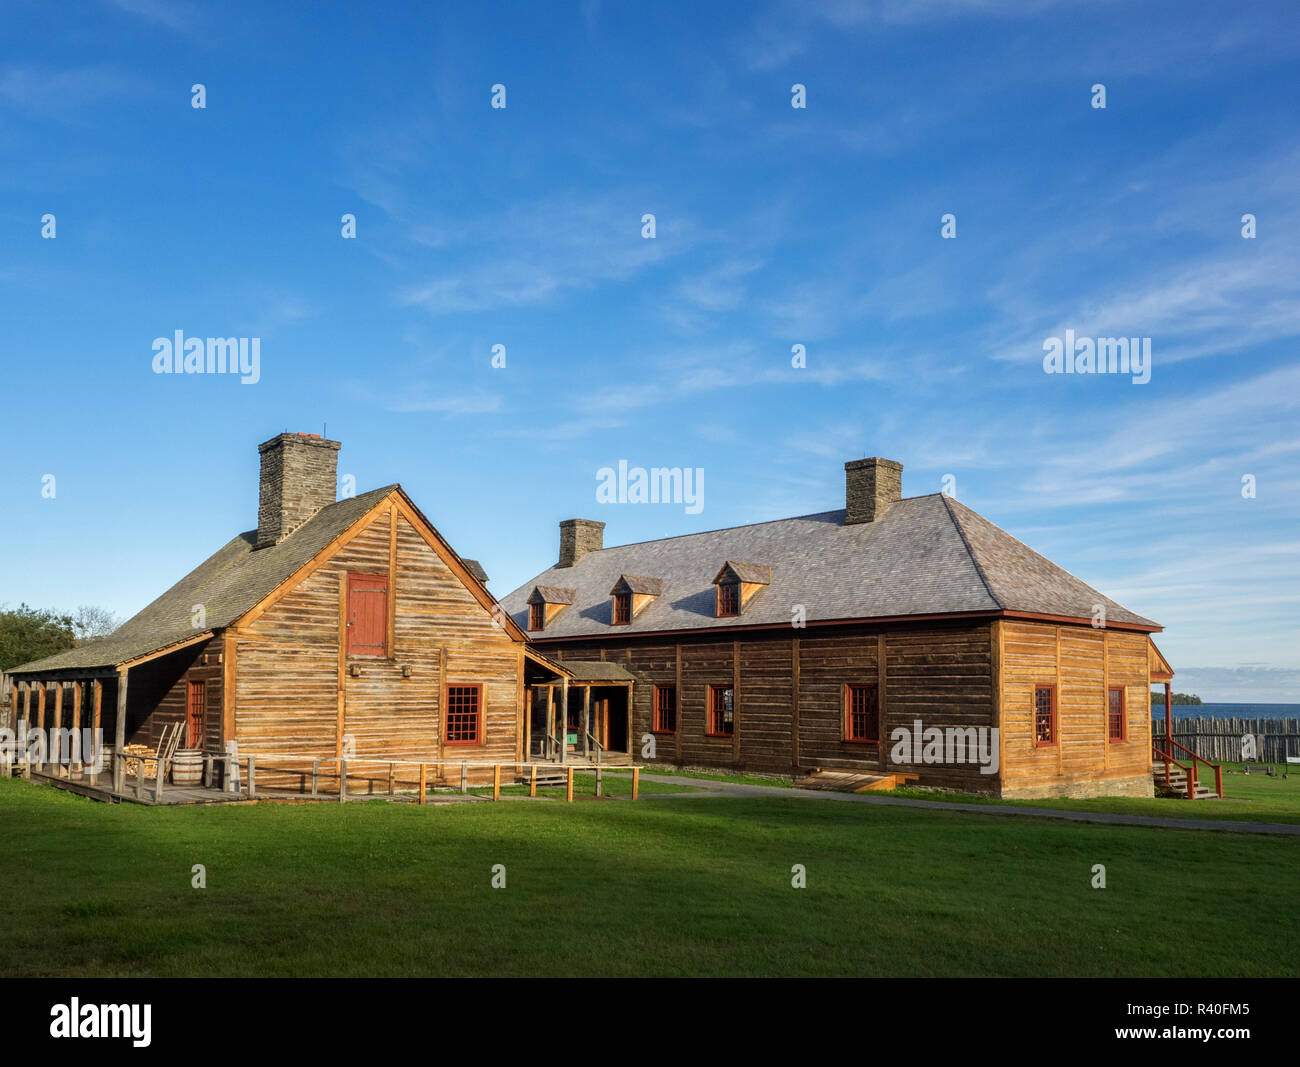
[259,432,341,453]
[258,432,340,453]
[845,456,903,471]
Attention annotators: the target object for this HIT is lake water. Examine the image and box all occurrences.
[1149,702,1300,720]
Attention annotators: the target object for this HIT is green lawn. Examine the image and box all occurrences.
[0,775,1295,977]
[892,762,1300,825]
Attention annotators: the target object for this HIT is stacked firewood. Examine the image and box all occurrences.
[121,743,158,778]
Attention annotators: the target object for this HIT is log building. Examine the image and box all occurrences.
[7,440,1177,801]
[503,457,1173,798]
[6,433,561,789]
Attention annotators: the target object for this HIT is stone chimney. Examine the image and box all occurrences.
[844,457,903,525]
[558,518,605,568]
[256,433,341,548]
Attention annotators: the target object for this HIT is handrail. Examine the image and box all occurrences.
[1153,737,1223,798]
[584,730,604,765]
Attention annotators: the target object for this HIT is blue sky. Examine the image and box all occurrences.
[2,0,1298,700]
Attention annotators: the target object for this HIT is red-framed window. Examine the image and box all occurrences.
[653,685,676,733]
[1034,685,1057,747]
[716,581,739,617]
[186,680,206,749]
[347,572,388,656]
[844,684,878,743]
[444,685,482,745]
[613,592,632,625]
[708,685,734,737]
[1107,686,1127,742]
[528,602,544,631]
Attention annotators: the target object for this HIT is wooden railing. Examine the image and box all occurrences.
[6,746,645,805]
[195,753,642,805]
[1152,738,1223,798]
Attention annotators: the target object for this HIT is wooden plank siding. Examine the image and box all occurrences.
[999,619,1153,798]
[543,615,1151,796]
[234,506,521,789]
[540,619,1000,789]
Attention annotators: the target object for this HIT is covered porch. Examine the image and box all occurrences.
[3,631,222,794]
[522,650,636,765]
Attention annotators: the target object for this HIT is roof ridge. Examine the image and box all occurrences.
[587,494,935,554]
[939,493,1004,610]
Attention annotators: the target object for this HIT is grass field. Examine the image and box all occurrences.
[2,774,1296,977]
[893,762,1300,825]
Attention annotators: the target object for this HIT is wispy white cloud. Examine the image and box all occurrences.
[0,65,151,117]
[387,390,504,415]
[396,194,695,315]
[104,0,204,33]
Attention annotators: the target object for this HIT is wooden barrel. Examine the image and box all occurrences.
[171,749,203,786]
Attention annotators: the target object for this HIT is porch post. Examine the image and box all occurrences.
[91,680,103,782]
[16,682,27,772]
[36,683,46,768]
[115,667,129,766]
[19,682,30,745]
[71,680,82,774]
[559,678,569,765]
[1164,681,1173,756]
[545,686,554,761]
[582,686,591,759]
[524,686,532,759]
[52,682,64,776]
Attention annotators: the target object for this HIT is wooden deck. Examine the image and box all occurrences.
[24,767,250,806]
[10,755,645,806]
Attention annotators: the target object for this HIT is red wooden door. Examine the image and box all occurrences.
[347,573,388,656]
[187,680,206,749]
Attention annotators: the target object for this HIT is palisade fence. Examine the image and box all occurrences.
[1151,715,1300,764]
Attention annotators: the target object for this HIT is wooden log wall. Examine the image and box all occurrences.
[236,506,522,789]
[544,619,997,788]
[999,619,1151,797]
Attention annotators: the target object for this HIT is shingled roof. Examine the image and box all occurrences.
[9,485,399,674]
[501,493,1159,638]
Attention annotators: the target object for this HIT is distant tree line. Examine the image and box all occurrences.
[1150,692,1202,706]
[0,604,122,673]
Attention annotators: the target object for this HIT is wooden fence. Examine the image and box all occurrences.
[1151,716,1300,764]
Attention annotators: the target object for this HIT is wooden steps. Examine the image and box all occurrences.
[1151,763,1217,799]
[794,770,920,793]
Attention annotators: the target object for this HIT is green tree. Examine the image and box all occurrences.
[0,604,76,672]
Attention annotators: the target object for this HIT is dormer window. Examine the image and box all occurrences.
[613,591,632,625]
[526,586,576,631]
[717,581,739,617]
[711,562,771,618]
[608,575,662,626]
